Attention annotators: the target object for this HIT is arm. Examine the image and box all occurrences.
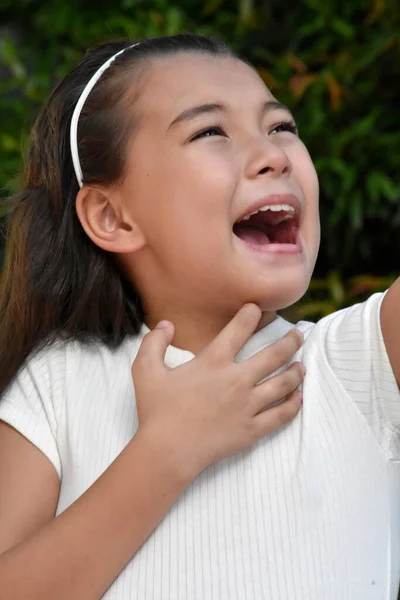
[380,276,400,387]
[0,421,192,600]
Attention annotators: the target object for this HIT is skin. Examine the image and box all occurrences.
[76,53,320,353]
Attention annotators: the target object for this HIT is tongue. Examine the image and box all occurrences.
[234,225,270,245]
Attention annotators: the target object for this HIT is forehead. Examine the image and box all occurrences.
[135,53,275,121]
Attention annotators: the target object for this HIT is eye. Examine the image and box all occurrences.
[191,124,227,140]
[269,120,298,136]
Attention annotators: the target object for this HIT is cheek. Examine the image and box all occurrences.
[289,146,319,206]
[172,146,237,199]
[131,158,237,262]
[288,144,320,250]
[153,152,237,234]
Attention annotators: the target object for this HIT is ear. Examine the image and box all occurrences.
[75,186,146,254]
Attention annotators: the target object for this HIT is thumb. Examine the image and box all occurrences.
[136,320,175,371]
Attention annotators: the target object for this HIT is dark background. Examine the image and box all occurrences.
[0,0,399,319]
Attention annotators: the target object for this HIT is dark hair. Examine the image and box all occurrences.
[0,33,236,394]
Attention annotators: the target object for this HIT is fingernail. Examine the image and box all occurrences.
[155,320,170,329]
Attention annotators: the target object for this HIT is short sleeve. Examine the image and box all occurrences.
[0,345,66,477]
[320,292,400,458]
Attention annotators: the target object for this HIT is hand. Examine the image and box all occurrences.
[132,304,304,479]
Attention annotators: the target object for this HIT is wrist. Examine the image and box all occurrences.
[133,426,200,489]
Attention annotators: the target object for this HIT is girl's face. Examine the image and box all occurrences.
[117,53,320,322]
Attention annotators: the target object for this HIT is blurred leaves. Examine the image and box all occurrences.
[0,0,399,276]
[291,270,396,321]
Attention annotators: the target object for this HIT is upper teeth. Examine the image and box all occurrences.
[239,203,295,221]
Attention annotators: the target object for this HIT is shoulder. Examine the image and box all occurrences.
[1,340,69,407]
[0,335,141,478]
[0,333,142,426]
[303,292,386,348]
[301,293,400,453]
[20,334,142,389]
[298,292,390,378]
[0,341,70,479]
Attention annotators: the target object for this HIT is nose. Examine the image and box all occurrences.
[245,136,292,179]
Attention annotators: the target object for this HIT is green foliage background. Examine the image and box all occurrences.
[0,0,399,318]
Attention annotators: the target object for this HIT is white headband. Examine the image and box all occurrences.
[70,43,140,188]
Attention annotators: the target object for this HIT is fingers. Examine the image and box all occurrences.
[132,321,175,375]
[205,304,262,363]
[252,389,303,437]
[244,329,303,385]
[251,362,305,415]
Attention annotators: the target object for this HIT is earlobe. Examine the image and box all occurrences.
[75,186,146,254]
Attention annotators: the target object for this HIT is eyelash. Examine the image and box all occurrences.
[271,120,298,136]
[191,119,298,140]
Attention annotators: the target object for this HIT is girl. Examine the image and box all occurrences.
[0,33,399,600]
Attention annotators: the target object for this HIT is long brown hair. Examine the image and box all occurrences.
[0,34,235,394]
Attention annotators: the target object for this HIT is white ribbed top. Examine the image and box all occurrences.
[1,292,400,599]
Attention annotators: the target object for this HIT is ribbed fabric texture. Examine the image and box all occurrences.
[1,292,399,599]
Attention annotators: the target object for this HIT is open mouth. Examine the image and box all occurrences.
[233,203,300,249]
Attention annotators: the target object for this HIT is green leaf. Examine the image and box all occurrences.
[349,192,364,231]
[367,171,398,203]
[164,7,184,35]
[331,18,354,39]
[0,133,19,151]
[0,36,26,80]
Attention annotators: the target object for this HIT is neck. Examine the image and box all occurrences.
[145,306,277,354]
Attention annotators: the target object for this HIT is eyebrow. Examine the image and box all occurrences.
[167,100,293,131]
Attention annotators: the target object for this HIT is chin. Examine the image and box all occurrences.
[254,274,311,313]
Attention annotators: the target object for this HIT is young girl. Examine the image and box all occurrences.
[0,33,399,600]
